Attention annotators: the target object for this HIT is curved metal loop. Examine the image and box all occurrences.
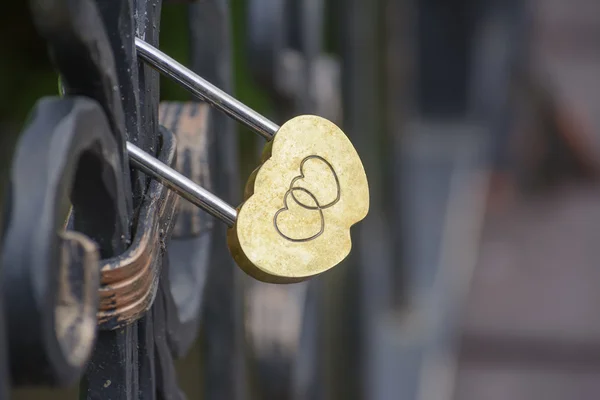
[1,97,130,386]
[28,0,134,217]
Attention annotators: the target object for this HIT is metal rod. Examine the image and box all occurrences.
[127,142,237,227]
[135,37,279,141]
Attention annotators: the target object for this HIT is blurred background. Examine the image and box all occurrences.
[3,0,600,399]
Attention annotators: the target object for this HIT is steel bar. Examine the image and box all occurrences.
[127,142,237,227]
[135,37,279,140]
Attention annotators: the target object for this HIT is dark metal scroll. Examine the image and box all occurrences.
[2,1,244,398]
[1,97,130,386]
[28,1,147,397]
[28,0,134,217]
[25,1,178,398]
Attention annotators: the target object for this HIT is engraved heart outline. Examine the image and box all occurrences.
[289,155,341,210]
[273,187,325,242]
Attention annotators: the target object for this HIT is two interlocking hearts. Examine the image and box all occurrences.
[274,155,341,242]
[228,115,369,282]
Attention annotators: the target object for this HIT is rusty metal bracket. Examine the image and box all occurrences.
[98,128,180,330]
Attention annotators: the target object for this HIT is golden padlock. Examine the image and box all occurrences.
[228,115,368,282]
[130,38,369,283]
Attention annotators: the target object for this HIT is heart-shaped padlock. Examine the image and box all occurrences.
[130,38,369,283]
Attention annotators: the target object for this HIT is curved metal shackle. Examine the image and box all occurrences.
[127,142,237,227]
[135,37,280,140]
[126,37,286,228]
